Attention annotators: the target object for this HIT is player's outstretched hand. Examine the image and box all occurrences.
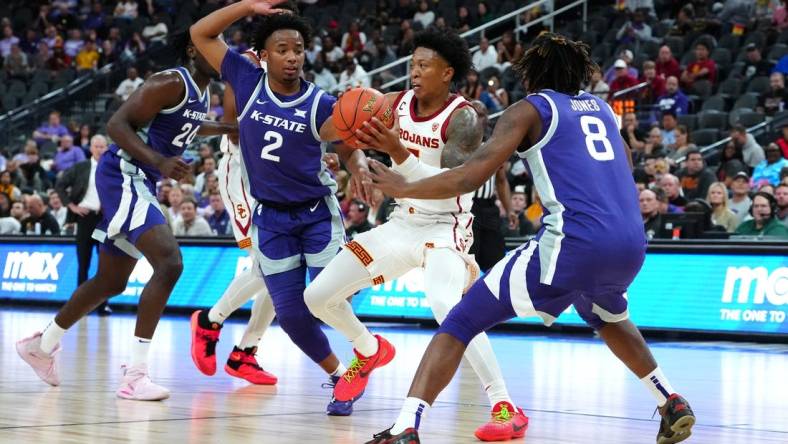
[157,157,191,181]
[355,117,400,153]
[367,159,408,198]
[244,0,289,15]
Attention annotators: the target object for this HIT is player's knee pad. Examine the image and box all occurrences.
[276,311,331,363]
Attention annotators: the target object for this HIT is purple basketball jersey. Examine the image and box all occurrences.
[109,67,209,181]
[519,90,646,292]
[220,50,336,204]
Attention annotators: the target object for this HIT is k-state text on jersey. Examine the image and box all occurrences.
[249,110,307,133]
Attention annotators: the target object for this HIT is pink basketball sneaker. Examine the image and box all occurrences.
[16,332,61,386]
[116,364,170,401]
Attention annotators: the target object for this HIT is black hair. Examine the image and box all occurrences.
[252,12,313,53]
[412,28,472,82]
[170,30,193,65]
[685,148,702,158]
[513,32,597,95]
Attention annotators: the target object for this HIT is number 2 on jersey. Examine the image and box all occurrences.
[172,123,199,148]
[580,115,614,161]
[260,131,283,162]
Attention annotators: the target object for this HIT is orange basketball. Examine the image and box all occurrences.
[332,87,394,147]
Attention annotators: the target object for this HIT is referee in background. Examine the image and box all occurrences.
[468,101,518,271]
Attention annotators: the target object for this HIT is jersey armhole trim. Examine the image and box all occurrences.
[237,75,265,122]
[310,90,326,142]
[159,68,189,115]
[440,101,472,144]
[518,93,559,160]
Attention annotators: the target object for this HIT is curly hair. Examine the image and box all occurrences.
[252,11,313,53]
[513,32,597,95]
[412,28,472,82]
[170,30,193,65]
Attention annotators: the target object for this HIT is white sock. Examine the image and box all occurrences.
[391,397,431,434]
[132,337,151,367]
[330,362,347,378]
[484,378,514,407]
[40,320,66,354]
[641,367,676,407]
[352,331,379,357]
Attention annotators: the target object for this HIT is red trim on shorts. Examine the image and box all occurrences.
[410,94,458,122]
[451,213,460,251]
[440,101,472,144]
[225,153,252,237]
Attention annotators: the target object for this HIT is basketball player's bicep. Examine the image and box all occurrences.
[441,107,483,168]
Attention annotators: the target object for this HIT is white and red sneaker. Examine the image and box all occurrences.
[116,364,170,401]
[16,332,61,386]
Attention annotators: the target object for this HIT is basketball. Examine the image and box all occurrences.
[332,87,394,146]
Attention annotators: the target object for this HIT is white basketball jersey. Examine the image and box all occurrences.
[220,50,267,155]
[394,90,474,215]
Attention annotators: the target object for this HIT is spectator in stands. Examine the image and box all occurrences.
[21,194,59,235]
[776,183,788,227]
[33,111,70,146]
[321,36,344,72]
[84,2,107,32]
[638,61,666,105]
[228,30,248,54]
[52,3,78,31]
[616,9,655,48]
[52,135,86,175]
[496,30,523,72]
[776,123,788,158]
[729,172,753,224]
[4,44,31,80]
[668,125,697,162]
[47,190,67,229]
[76,124,93,152]
[656,76,689,116]
[456,5,474,32]
[716,0,754,35]
[640,188,662,240]
[337,56,370,90]
[645,127,666,156]
[206,192,230,235]
[681,41,717,89]
[341,21,366,54]
[31,41,51,70]
[121,31,146,62]
[0,192,10,217]
[752,143,788,186]
[42,25,58,49]
[472,37,498,73]
[0,170,21,201]
[716,141,747,185]
[345,199,373,240]
[667,4,694,37]
[741,43,774,86]
[730,125,766,169]
[479,76,508,113]
[735,192,788,237]
[63,29,84,58]
[679,149,716,199]
[477,1,494,23]
[195,157,216,195]
[660,111,678,150]
[757,72,788,117]
[604,49,638,84]
[75,39,99,71]
[759,183,775,195]
[115,67,144,102]
[413,1,435,29]
[142,12,168,49]
[586,66,610,101]
[370,37,396,72]
[460,69,482,101]
[656,45,681,80]
[504,185,532,236]
[609,59,639,97]
[20,29,40,56]
[311,60,338,94]
[0,200,25,234]
[48,39,72,71]
[207,93,223,121]
[707,182,739,232]
[659,173,687,207]
[114,0,139,20]
[0,25,20,59]
[167,185,183,222]
[172,197,211,236]
[621,112,646,157]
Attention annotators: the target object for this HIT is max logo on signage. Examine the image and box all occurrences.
[3,252,63,280]
[722,266,788,305]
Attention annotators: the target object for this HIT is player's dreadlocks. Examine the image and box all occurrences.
[513,32,597,95]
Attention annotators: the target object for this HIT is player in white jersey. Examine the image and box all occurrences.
[303,29,527,441]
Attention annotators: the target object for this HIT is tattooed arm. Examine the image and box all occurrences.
[440,106,484,168]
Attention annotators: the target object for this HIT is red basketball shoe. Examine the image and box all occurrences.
[333,335,395,402]
[225,346,277,385]
[190,310,222,376]
[474,401,529,441]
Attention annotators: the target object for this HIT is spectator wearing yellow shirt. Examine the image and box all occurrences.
[75,40,99,71]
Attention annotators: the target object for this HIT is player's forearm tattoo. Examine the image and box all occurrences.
[440,107,483,169]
